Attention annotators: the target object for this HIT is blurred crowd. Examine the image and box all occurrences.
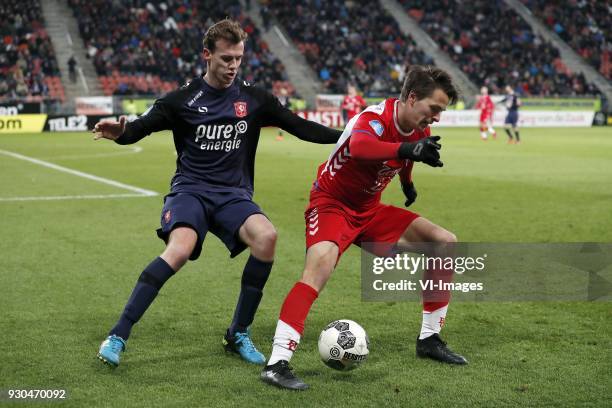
[67,0,294,96]
[400,0,599,96]
[523,0,610,80]
[0,0,62,101]
[264,0,432,96]
[0,0,606,104]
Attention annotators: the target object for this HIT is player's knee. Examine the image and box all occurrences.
[264,227,278,248]
[174,245,193,263]
[163,244,192,269]
[445,231,458,243]
[164,228,197,263]
[301,246,336,289]
[301,263,334,292]
[313,255,335,274]
[250,226,277,258]
[433,229,457,244]
[258,227,277,250]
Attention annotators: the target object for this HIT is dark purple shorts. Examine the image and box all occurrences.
[505,111,518,126]
[156,190,264,260]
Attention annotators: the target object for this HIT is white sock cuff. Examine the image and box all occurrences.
[268,320,302,365]
[275,319,301,345]
[419,305,449,340]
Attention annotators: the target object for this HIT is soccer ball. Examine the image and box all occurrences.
[318,319,369,371]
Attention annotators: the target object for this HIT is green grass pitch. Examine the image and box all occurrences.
[1,127,610,407]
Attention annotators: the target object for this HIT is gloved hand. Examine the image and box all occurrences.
[401,182,417,207]
[398,136,443,167]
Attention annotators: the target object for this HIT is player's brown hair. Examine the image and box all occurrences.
[203,19,248,52]
[400,65,459,105]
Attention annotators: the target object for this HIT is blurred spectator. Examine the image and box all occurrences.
[523,0,611,80]
[260,3,272,31]
[400,0,600,96]
[275,86,290,140]
[267,0,432,96]
[68,55,77,83]
[67,0,295,96]
[0,0,63,101]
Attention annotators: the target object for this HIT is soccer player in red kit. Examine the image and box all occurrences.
[261,66,467,391]
[475,86,496,140]
[341,84,367,122]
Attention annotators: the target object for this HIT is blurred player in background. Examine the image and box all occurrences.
[93,19,340,368]
[475,86,496,140]
[502,85,521,144]
[275,86,290,141]
[341,84,367,123]
[261,66,467,391]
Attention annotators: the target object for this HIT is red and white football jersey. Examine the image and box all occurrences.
[341,94,367,121]
[314,98,430,212]
[476,95,494,118]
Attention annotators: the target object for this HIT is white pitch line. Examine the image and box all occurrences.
[0,148,158,197]
[0,193,151,202]
[44,146,143,160]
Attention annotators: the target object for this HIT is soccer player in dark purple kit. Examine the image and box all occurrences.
[93,19,340,367]
[502,85,521,144]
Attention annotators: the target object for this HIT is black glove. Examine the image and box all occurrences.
[401,182,417,207]
[398,136,443,167]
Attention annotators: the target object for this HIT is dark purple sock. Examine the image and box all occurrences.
[109,257,175,340]
[229,255,272,335]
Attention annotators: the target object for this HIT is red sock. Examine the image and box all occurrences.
[423,300,449,312]
[279,282,319,335]
[422,265,452,312]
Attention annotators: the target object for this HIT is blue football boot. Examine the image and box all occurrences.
[223,329,266,365]
[98,334,126,367]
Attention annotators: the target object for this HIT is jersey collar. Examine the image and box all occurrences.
[393,99,414,138]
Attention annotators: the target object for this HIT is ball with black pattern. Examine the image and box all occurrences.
[318,319,369,371]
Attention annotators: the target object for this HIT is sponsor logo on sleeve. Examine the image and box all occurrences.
[187,90,204,106]
[369,120,384,136]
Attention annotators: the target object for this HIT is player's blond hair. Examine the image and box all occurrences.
[203,19,248,52]
[400,65,459,105]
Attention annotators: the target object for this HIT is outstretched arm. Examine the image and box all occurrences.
[92,99,174,145]
[262,93,341,144]
[93,116,128,141]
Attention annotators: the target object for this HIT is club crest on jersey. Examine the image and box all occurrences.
[369,120,384,136]
[234,102,248,118]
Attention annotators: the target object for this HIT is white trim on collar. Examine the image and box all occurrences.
[393,100,414,137]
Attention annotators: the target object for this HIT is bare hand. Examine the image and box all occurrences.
[93,116,127,141]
